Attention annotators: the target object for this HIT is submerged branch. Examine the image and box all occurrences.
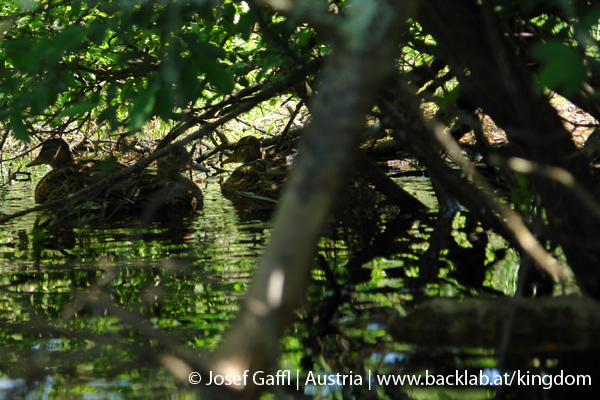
[390,296,600,350]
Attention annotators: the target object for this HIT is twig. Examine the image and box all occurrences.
[274,101,303,153]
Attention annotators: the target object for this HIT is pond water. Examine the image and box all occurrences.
[0,171,525,399]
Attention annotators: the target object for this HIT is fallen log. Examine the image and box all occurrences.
[389,296,600,351]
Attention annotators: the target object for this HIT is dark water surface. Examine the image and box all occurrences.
[0,174,522,399]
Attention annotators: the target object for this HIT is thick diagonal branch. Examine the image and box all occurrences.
[209,0,416,397]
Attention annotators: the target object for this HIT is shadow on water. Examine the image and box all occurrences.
[0,175,592,399]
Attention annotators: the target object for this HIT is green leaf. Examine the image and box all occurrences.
[101,156,120,173]
[434,86,461,110]
[70,0,82,17]
[182,34,226,59]
[180,62,202,104]
[10,108,29,142]
[199,59,235,93]
[47,25,85,65]
[581,8,600,32]
[129,83,159,131]
[57,71,78,92]
[238,76,250,88]
[236,12,256,40]
[532,41,586,95]
[87,20,111,45]
[5,38,38,73]
[153,84,175,121]
[59,101,98,118]
[99,105,119,130]
[297,27,313,46]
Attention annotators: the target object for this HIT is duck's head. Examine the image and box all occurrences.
[224,136,262,164]
[26,138,74,169]
[157,144,209,179]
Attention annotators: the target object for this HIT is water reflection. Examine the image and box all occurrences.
[0,175,537,400]
[0,178,272,399]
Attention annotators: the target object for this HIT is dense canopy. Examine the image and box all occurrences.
[2,0,600,398]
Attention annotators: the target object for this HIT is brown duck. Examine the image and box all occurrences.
[221,136,290,211]
[26,138,124,204]
[107,144,206,218]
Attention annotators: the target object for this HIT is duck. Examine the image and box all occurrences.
[26,138,125,204]
[221,136,290,211]
[106,144,206,218]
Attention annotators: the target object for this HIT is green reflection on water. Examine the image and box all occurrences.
[0,179,269,399]
[0,174,526,400]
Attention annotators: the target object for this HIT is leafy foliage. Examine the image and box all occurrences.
[0,0,319,145]
[3,1,600,399]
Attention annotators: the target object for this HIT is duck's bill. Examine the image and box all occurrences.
[26,156,44,167]
[222,154,237,164]
[187,161,210,172]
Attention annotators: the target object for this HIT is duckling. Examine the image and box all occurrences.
[26,138,124,204]
[221,136,290,211]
